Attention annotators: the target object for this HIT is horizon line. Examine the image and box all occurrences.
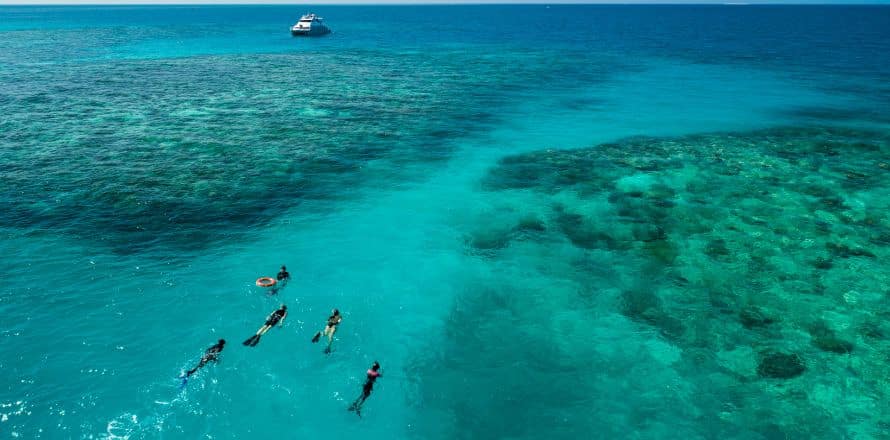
[3,1,889,5]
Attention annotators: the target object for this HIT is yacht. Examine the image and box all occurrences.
[290,14,331,36]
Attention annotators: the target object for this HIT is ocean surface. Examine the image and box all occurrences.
[1,4,890,439]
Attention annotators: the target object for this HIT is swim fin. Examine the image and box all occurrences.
[311,332,321,343]
[243,335,259,346]
[250,335,262,347]
[324,345,332,355]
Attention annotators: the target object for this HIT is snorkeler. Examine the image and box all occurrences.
[243,305,287,347]
[348,361,381,416]
[311,308,342,354]
[267,265,290,295]
[179,339,226,387]
[186,339,226,377]
[277,265,290,282]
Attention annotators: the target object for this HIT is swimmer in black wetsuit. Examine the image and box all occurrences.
[310,309,341,354]
[348,361,381,417]
[186,339,226,377]
[269,265,291,295]
[277,265,290,282]
[243,305,287,347]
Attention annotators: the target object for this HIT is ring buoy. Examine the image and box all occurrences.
[256,277,277,288]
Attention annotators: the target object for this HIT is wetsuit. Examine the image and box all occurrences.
[266,309,287,326]
[277,270,290,281]
[186,342,224,377]
[327,315,340,328]
[362,369,381,398]
[204,343,224,359]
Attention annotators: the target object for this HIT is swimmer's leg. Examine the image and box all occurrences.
[349,391,371,411]
[348,393,368,416]
[323,327,336,353]
[348,396,361,412]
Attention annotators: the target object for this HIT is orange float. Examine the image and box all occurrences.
[255,277,277,288]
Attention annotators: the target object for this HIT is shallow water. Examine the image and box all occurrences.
[1,5,889,439]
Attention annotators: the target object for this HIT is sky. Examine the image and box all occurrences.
[1,0,887,5]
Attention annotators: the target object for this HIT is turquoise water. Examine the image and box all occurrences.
[2,5,890,439]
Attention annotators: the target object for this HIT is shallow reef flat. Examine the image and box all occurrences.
[414,126,890,438]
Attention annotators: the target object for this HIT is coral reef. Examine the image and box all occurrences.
[417,126,890,438]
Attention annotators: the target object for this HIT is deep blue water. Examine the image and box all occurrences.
[1,5,889,439]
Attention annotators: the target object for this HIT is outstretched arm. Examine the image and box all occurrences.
[279,311,288,327]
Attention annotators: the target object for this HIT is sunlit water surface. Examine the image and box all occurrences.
[1,5,889,439]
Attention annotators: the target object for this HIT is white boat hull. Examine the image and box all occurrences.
[291,26,330,36]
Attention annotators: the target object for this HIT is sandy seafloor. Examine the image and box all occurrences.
[1,5,889,439]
